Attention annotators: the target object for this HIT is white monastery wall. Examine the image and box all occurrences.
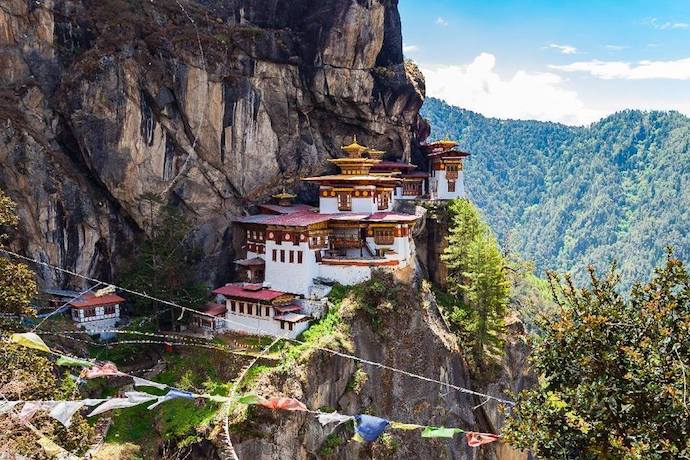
[264,241,318,295]
[351,196,377,213]
[432,170,465,200]
[221,310,308,339]
[319,197,339,213]
[318,263,372,285]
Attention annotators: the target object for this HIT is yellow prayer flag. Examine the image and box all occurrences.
[10,332,51,354]
[37,437,66,457]
[390,421,424,431]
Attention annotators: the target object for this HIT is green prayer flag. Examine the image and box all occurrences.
[56,355,92,368]
[235,394,264,405]
[390,421,423,431]
[10,332,51,353]
[421,427,464,438]
[207,395,230,403]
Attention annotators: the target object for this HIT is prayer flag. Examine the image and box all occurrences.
[88,393,157,417]
[37,437,66,458]
[258,397,308,412]
[47,399,105,427]
[48,401,86,428]
[354,414,390,442]
[10,333,51,353]
[132,376,167,390]
[421,426,463,438]
[207,395,230,403]
[18,401,44,424]
[465,432,500,447]
[56,356,93,368]
[235,393,265,405]
[317,412,353,426]
[83,362,125,379]
[0,401,20,415]
[390,421,424,431]
[147,389,195,409]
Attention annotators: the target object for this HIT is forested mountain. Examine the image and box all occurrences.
[421,97,690,287]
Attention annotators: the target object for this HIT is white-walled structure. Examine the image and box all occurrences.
[423,140,470,200]
[213,283,310,339]
[214,137,452,337]
[69,293,124,338]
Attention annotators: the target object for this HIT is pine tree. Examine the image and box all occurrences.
[119,194,207,327]
[441,199,509,362]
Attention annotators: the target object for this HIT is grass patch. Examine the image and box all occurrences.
[318,432,345,456]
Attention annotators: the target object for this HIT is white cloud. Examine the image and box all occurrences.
[605,44,629,51]
[435,17,449,27]
[646,17,690,30]
[403,44,419,54]
[421,53,603,125]
[550,58,690,80]
[547,43,578,55]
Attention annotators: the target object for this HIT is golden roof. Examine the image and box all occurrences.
[431,138,459,150]
[341,135,368,157]
[365,148,385,159]
[272,191,296,199]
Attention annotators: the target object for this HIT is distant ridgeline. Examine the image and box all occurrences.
[421,97,690,288]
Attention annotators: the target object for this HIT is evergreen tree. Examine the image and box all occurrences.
[0,190,95,457]
[503,251,690,459]
[441,199,509,362]
[0,190,37,316]
[120,194,207,327]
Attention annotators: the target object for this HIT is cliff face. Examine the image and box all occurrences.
[230,282,531,460]
[0,0,424,286]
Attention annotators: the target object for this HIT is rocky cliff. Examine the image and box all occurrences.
[228,279,532,460]
[0,0,424,286]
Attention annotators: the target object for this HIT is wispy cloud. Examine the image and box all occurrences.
[646,17,689,30]
[403,44,419,54]
[605,44,629,51]
[550,58,690,80]
[547,43,578,55]
[435,17,449,27]
[421,53,603,125]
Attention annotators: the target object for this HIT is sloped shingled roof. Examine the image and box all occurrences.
[212,283,288,301]
[69,293,125,308]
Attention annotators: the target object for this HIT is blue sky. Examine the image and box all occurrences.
[399,0,690,125]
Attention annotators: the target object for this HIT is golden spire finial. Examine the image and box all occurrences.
[341,135,368,157]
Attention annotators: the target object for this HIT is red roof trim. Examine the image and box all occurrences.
[69,293,125,308]
[212,283,288,301]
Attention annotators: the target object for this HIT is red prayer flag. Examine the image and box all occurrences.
[83,362,125,379]
[258,397,307,412]
[465,432,500,447]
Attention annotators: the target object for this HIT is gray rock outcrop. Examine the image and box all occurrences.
[0,0,424,286]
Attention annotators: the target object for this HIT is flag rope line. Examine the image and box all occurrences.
[42,332,272,359]
[4,334,501,453]
[223,337,282,458]
[0,249,515,406]
[32,282,102,332]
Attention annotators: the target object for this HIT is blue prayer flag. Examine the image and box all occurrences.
[355,414,390,442]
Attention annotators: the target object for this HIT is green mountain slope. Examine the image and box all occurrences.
[421,97,690,287]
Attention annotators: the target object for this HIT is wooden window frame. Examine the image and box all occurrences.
[337,192,352,211]
[297,251,303,264]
